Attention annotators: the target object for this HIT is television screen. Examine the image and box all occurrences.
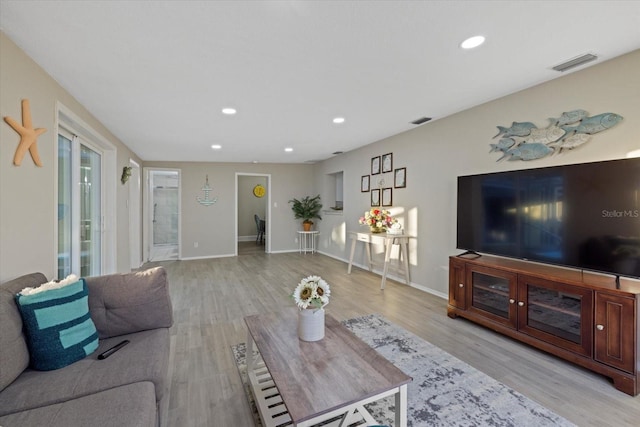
[457,157,640,278]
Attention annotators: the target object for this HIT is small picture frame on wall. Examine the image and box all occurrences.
[371,189,380,207]
[382,187,392,207]
[371,156,381,175]
[361,175,370,192]
[382,153,393,173]
[394,167,406,188]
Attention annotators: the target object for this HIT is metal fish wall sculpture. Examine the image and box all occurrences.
[491,109,622,161]
[498,143,554,161]
[489,138,516,153]
[550,134,591,153]
[549,109,589,126]
[561,113,623,135]
[511,126,566,145]
[493,122,537,139]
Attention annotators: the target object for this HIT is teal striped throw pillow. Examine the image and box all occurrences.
[16,277,99,371]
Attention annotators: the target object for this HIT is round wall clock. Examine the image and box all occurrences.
[253,184,266,198]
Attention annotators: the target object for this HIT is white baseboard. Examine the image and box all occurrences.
[180,253,236,261]
[316,249,447,300]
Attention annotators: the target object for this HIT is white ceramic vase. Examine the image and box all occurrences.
[298,308,325,341]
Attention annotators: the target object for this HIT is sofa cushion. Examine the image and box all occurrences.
[0,381,157,427]
[0,328,169,417]
[15,277,99,370]
[86,267,173,339]
[0,272,46,392]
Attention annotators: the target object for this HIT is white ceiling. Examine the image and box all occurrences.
[1,1,639,164]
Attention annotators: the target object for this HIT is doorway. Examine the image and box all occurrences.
[236,173,270,255]
[144,169,181,262]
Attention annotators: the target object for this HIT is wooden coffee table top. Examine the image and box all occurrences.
[244,308,411,424]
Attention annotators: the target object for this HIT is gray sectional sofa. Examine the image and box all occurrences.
[0,267,173,427]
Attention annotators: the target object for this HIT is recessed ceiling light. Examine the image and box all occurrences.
[284,147,293,152]
[460,35,485,49]
[222,107,236,115]
[211,144,222,150]
[333,117,345,124]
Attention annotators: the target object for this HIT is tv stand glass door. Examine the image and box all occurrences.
[517,275,593,357]
[467,265,517,329]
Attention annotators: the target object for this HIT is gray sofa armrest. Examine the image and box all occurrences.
[86,267,173,339]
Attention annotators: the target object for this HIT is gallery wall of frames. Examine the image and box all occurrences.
[360,152,406,207]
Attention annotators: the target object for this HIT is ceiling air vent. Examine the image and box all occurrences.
[332,151,343,155]
[411,117,432,125]
[552,53,597,72]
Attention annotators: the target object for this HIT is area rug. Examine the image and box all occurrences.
[231,314,575,427]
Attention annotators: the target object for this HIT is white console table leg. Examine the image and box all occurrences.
[347,235,357,274]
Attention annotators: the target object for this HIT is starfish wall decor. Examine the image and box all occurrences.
[3,99,47,166]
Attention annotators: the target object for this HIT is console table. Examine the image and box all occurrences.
[347,231,411,289]
[297,231,319,254]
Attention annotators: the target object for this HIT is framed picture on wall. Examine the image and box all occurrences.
[382,153,393,173]
[394,167,406,188]
[371,189,380,207]
[371,156,381,175]
[382,187,392,206]
[361,175,370,192]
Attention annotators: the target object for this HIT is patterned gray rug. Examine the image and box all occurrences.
[231,314,575,427]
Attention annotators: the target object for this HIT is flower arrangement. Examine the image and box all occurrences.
[359,208,396,231]
[292,275,330,310]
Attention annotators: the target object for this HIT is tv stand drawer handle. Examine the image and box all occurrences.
[458,283,464,288]
[518,301,525,307]
[509,299,515,304]
[596,324,604,331]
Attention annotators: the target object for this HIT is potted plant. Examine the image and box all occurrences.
[289,195,322,231]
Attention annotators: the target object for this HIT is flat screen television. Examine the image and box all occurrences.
[457,157,640,279]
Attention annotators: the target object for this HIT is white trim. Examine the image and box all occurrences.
[129,159,142,270]
[180,253,235,261]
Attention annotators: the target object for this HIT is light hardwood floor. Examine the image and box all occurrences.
[148,247,639,427]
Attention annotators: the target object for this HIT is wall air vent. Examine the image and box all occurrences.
[411,117,432,125]
[552,53,597,72]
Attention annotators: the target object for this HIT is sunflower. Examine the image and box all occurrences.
[291,276,331,310]
[292,280,315,309]
[313,276,331,305]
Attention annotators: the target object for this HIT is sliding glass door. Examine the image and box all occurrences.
[58,130,103,279]
[80,144,102,276]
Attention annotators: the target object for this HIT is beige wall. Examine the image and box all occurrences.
[143,162,314,257]
[0,32,142,282]
[315,49,640,296]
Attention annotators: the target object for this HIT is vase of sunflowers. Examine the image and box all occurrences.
[291,275,330,342]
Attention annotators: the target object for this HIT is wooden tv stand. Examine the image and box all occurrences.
[448,254,640,396]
